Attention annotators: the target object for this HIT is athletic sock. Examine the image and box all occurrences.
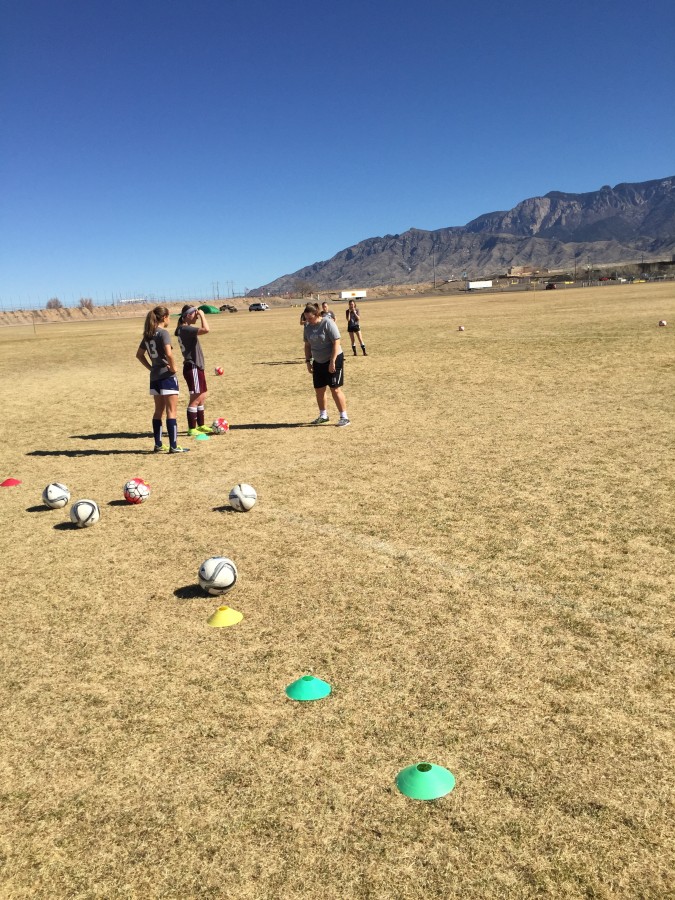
[340,411,349,419]
[187,407,198,430]
[319,410,328,419]
[167,418,178,449]
[152,418,163,446]
[197,405,205,427]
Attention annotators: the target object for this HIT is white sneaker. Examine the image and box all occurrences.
[336,417,351,427]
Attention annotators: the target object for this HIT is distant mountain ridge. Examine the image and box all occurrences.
[256,176,675,292]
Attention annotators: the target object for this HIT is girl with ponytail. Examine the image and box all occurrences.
[136,306,190,453]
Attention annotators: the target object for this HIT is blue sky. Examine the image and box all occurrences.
[1,0,673,306]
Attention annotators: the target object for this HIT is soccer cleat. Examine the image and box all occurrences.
[361,346,367,355]
[169,445,191,453]
[352,347,358,355]
[187,428,200,437]
[336,417,351,427]
[311,415,330,425]
[197,425,216,434]
[153,444,169,453]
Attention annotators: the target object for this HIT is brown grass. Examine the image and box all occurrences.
[0,284,673,899]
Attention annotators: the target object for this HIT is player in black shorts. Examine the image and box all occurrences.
[303,302,350,427]
[346,300,367,356]
[135,306,190,453]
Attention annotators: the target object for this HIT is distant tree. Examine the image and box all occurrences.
[293,279,316,298]
[79,297,94,312]
[46,297,63,309]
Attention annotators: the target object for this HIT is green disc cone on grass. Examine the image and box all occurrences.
[195,433,210,441]
[396,762,455,800]
[285,675,331,701]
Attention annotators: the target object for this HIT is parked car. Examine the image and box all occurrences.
[248,302,269,311]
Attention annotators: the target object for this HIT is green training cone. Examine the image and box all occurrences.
[396,762,456,800]
[285,675,331,701]
[195,433,210,441]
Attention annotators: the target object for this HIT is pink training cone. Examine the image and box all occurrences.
[1,478,22,487]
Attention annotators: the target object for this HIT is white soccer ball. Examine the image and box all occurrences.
[42,482,70,509]
[198,556,238,596]
[458,325,465,332]
[658,320,667,327]
[229,483,257,512]
[70,499,100,528]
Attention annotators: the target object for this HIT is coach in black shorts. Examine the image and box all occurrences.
[302,302,351,427]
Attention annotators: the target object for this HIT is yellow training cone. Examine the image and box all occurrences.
[207,605,243,628]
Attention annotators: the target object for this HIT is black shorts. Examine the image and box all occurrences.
[347,324,360,333]
[312,353,344,389]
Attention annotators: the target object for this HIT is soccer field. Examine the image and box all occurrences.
[0,285,673,899]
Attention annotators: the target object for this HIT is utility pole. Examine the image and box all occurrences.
[432,247,436,288]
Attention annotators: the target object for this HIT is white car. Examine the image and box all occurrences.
[249,302,269,311]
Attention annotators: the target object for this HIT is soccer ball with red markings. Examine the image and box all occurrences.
[123,478,150,504]
[215,366,224,375]
[211,418,229,434]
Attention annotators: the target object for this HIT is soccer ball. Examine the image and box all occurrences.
[123,478,150,504]
[198,556,238,596]
[458,325,465,332]
[42,482,70,509]
[70,499,100,528]
[658,320,667,327]
[211,418,229,434]
[215,366,224,375]
[229,483,257,512]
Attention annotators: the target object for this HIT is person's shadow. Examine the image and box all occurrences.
[229,422,308,430]
[28,449,150,457]
[71,432,149,440]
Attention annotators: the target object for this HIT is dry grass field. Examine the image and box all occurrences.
[0,284,673,899]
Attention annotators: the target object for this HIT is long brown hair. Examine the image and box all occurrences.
[303,302,320,318]
[143,306,170,341]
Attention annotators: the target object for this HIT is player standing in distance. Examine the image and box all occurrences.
[135,306,190,453]
[320,301,335,320]
[346,299,367,355]
[175,305,215,436]
[303,302,350,427]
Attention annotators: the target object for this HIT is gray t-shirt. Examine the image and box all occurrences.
[140,327,172,380]
[304,317,341,363]
[176,324,205,369]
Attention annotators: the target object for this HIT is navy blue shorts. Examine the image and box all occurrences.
[150,374,180,396]
[312,353,344,389]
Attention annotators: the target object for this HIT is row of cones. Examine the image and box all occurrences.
[206,611,454,800]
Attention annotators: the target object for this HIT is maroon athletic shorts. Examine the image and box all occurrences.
[183,362,207,394]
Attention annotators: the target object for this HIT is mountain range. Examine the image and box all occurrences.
[255,176,675,293]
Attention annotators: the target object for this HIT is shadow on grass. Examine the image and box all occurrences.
[213,504,238,513]
[253,359,305,367]
[174,585,207,600]
[108,499,129,507]
[71,432,149,440]
[53,521,78,530]
[28,449,153,457]
[26,504,51,512]
[229,422,308,430]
